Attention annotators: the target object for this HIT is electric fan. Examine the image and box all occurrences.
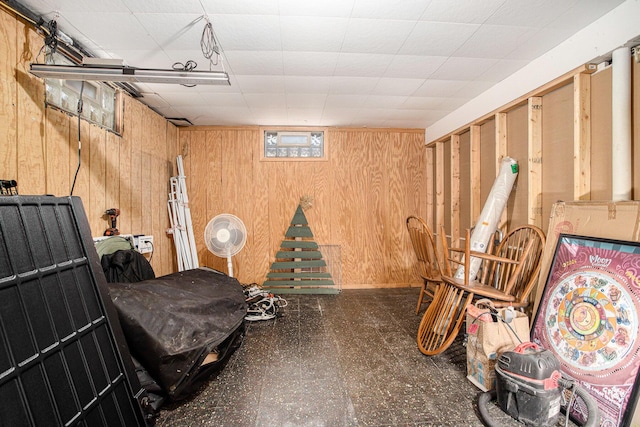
[204,214,247,277]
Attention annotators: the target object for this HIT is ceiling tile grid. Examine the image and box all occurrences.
[13,0,629,128]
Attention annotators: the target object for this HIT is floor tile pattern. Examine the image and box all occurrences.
[155,288,577,427]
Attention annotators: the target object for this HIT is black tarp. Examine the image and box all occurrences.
[107,268,247,401]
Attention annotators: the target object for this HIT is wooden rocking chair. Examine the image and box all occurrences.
[406,216,444,314]
[416,224,545,356]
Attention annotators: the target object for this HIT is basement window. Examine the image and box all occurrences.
[261,128,327,161]
[44,53,121,132]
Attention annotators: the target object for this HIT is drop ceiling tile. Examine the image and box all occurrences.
[28,0,128,14]
[59,12,159,49]
[147,91,203,106]
[351,0,429,21]
[136,92,171,109]
[280,16,349,52]
[286,108,324,124]
[320,108,361,126]
[479,58,530,83]
[235,75,285,93]
[135,13,204,50]
[198,93,249,107]
[123,0,204,13]
[333,53,394,77]
[364,95,409,108]
[200,0,279,15]
[453,80,496,98]
[243,93,287,109]
[278,0,355,17]
[383,55,447,79]
[400,96,449,110]
[106,49,172,69]
[283,52,339,76]
[180,106,255,125]
[341,19,416,54]
[329,76,380,94]
[399,21,480,56]
[324,94,368,109]
[505,27,573,61]
[250,108,289,125]
[372,78,425,96]
[223,51,284,75]
[453,25,533,59]
[208,15,282,50]
[284,76,332,93]
[160,49,221,69]
[286,93,327,109]
[428,57,499,81]
[546,1,624,31]
[485,0,574,27]
[412,79,467,97]
[419,0,504,24]
[434,97,469,110]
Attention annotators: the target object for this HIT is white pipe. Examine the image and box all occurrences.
[611,46,632,201]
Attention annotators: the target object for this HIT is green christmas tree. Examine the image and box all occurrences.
[263,204,338,294]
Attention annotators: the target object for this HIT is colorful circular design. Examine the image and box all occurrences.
[545,270,637,374]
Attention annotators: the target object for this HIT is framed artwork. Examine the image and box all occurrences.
[532,234,640,427]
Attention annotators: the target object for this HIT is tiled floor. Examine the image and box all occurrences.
[154,288,572,427]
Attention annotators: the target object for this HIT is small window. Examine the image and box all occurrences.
[261,128,328,161]
[44,53,121,132]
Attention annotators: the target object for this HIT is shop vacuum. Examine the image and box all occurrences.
[478,342,599,427]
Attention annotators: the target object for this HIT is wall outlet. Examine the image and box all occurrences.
[134,235,154,254]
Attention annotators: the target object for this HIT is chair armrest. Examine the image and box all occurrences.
[467,250,520,265]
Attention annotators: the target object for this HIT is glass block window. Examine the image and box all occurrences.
[263,130,326,160]
[44,53,119,132]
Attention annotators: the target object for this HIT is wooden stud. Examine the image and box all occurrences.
[450,134,460,245]
[528,97,543,227]
[426,146,434,229]
[574,72,591,200]
[495,112,508,229]
[435,141,445,241]
[470,125,481,223]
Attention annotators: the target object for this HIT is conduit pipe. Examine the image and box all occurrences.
[611,46,632,201]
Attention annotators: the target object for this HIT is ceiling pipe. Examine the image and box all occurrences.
[611,46,632,201]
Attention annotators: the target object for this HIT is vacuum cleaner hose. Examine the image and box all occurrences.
[478,390,498,427]
[558,377,600,427]
[478,380,599,427]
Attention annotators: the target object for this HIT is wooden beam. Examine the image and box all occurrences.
[435,141,445,240]
[528,97,543,227]
[573,72,592,200]
[426,146,434,228]
[450,134,460,244]
[495,112,508,229]
[469,125,481,223]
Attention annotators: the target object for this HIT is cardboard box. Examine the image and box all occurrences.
[532,201,640,317]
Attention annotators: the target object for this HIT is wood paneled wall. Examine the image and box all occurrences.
[427,61,640,243]
[178,127,427,288]
[1,7,178,276]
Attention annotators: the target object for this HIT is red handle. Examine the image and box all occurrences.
[514,342,540,353]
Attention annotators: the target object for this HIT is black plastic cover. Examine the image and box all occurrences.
[0,196,148,426]
[107,268,247,400]
[497,344,560,382]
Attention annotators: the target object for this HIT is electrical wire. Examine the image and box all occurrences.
[172,60,198,87]
[70,81,84,196]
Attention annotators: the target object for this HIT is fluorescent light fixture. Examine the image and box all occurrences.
[30,63,230,86]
